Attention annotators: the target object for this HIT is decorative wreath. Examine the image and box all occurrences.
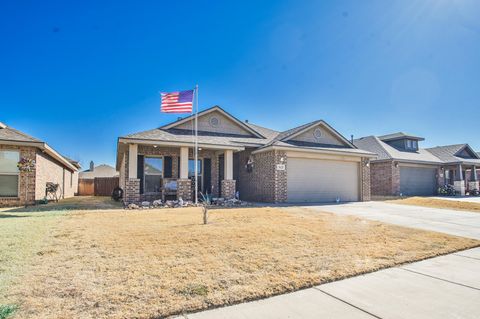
[17,158,36,172]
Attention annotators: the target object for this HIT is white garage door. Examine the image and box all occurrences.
[287,158,359,203]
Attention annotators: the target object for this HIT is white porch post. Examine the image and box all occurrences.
[225,149,233,180]
[128,144,138,179]
[180,146,189,179]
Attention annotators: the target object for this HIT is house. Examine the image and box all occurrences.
[354,133,480,197]
[0,122,80,207]
[426,144,480,195]
[79,161,119,179]
[116,106,374,203]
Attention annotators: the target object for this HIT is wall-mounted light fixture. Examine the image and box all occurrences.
[394,162,399,168]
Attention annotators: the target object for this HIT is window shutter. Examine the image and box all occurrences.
[137,155,144,194]
[164,156,173,178]
[177,157,181,178]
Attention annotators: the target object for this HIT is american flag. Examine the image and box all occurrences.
[160,89,194,113]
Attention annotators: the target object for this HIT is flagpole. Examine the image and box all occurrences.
[194,84,199,205]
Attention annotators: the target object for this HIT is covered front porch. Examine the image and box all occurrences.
[442,163,479,196]
[118,140,241,203]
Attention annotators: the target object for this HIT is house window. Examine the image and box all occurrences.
[144,157,163,193]
[188,159,202,178]
[412,140,418,149]
[0,150,20,197]
[406,140,412,149]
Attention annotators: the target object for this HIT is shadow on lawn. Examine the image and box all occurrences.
[1,196,123,213]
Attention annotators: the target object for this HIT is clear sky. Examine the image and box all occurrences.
[1,0,479,168]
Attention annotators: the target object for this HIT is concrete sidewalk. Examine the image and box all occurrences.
[179,248,480,319]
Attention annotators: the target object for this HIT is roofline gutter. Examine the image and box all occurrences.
[0,140,78,171]
[118,137,245,151]
[251,145,377,158]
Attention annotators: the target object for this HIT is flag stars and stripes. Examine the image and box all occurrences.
[160,89,194,113]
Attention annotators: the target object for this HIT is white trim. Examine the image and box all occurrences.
[119,138,244,151]
[252,145,376,158]
[160,106,264,138]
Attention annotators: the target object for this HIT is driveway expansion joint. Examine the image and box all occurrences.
[313,287,383,319]
[399,267,480,291]
[453,253,480,261]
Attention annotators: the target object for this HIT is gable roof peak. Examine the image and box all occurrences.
[160,105,265,138]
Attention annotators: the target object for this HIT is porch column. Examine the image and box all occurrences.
[469,166,479,192]
[177,146,192,201]
[125,144,140,203]
[455,164,463,181]
[128,144,138,179]
[454,164,465,196]
[224,149,233,180]
[221,149,236,199]
[179,147,189,179]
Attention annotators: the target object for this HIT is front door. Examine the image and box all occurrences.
[203,158,212,195]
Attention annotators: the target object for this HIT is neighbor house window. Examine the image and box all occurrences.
[0,150,20,197]
[412,140,418,149]
[144,157,163,193]
[406,140,412,149]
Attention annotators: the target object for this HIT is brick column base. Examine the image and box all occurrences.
[221,179,236,199]
[177,179,192,201]
[454,180,465,196]
[469,181,479,191]
[361,158,371,201]
[125,178,140,203]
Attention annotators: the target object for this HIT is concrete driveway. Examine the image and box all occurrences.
[309,201,480,240]
[178,202,480,319]
[182,248,480,319]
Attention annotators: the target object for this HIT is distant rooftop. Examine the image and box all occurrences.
[378,132,425,142]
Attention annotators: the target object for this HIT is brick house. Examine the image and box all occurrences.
[0,122,80,207]
[354,133,480,197]
[116,106,374,204]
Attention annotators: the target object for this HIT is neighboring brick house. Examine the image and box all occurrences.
[354,133,480,197]
[116,106,375,204]
[0,122,80,207]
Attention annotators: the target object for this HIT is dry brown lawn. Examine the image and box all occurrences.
[388,196,480,213]
[1,204,478,319]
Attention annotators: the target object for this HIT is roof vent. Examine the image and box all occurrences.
[245,119,249,123]
[0,122,6,129]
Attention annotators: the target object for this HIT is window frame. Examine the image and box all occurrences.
[0,149,20,198]
[143,155,164,194]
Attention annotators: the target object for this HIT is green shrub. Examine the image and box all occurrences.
[0,305,17,319]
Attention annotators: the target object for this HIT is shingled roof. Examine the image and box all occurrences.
[426,144,480,165]
[119,106,374,158]
[0,123,42,143]
[354,135,442,164]
[0,122,78,171]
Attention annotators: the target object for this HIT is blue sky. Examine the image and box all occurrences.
[1,0,479,167]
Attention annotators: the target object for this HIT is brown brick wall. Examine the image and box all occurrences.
[361,158,371,201]
[370,161,399,196]
[235,149,287,203]
[36,151,77,200]
[177,178,192,201]
[0,145,36,207]
[1,144,77,207]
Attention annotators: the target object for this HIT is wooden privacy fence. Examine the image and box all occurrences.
[78,178,94,195]
[78,177,119,196]
[94,177,120,196]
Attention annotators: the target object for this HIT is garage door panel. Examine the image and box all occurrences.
[400,167,436,196]
[287,158,359,203]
